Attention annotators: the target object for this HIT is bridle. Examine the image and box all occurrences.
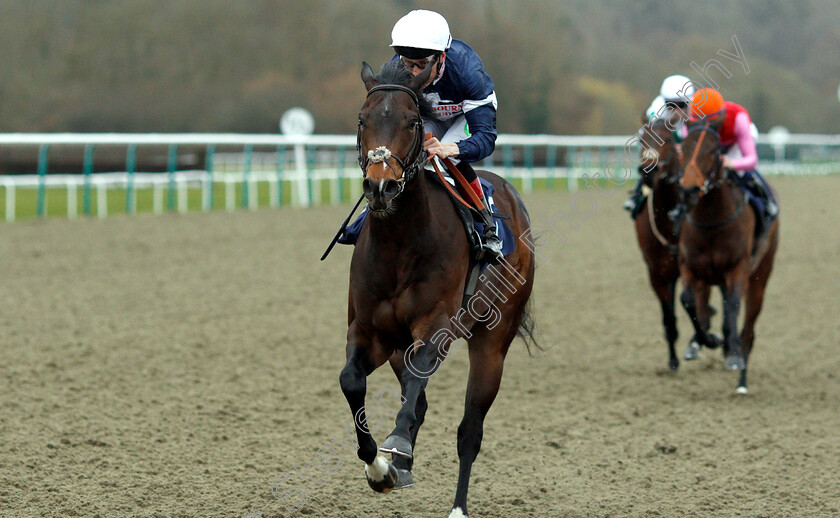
[683,124,725,195]
[682,124,748,229]
[639,123,680,252]
[640,122,680,187]
[356,84,427,193]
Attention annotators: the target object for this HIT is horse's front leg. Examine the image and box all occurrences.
[680,277,719,360]
[380,318,450,460]
[339,327,397,492]
[649,271,679,370]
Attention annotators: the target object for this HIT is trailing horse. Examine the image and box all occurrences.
[677,122,780,394]
[633,116,685,370]
[338,59,536,517]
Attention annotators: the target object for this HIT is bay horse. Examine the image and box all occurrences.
[633,116,684,370]
[339,59,536,517]
[678,121,779,394]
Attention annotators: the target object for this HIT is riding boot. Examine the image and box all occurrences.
[741,170,778,237]
[623,174,645,219]
[457,161,504,264]
[748,171,778,220]
[475,203,504,264]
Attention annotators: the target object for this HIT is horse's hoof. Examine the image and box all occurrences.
[669,357,680,370]
[684,340,701,361]
[379,435,413,459]
[365,456,398,493]
[735,386,749,395]
[394,468,415,489]
[706,333,723,349]
[449,507,469,518]
[725,354,745,371]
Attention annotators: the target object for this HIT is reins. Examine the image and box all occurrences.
[684,125,724,195]
[639,125,680,253]
[645,187,679,254]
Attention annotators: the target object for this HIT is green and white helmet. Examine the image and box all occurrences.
[646,95,666,120]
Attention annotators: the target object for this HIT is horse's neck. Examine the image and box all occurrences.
[691,179,740,221]
[368,174,434,247]
[651,167,680,236]
[653,168,680,209]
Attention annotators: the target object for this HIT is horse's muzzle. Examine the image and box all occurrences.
[363,178,401,212]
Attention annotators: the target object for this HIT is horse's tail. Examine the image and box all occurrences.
[516,300,540,355]
[510,186,541,355]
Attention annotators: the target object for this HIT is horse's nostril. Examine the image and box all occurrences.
[382,179,400,198]
[363,178,375,198]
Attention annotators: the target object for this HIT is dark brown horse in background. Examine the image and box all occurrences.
[678,122,779,394]
[634,116,685,370]
[339,59,536,517]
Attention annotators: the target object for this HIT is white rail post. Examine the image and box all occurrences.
[293,142,310,207]
[3,180,15,222]
[67,179,78,219]
[97,181,107,219]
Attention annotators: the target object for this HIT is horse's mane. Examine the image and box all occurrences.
[376,60,435,119]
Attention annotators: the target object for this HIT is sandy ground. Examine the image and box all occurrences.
[1,175,838,518]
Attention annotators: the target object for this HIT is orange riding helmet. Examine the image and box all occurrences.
[689,88,725,121]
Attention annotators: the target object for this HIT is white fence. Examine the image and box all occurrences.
[1,132,839,221]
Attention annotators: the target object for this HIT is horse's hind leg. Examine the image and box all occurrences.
[380,319,449,461]
[737,228,779,394]
[339,331,398,492]
[721,264,750,372]
[450,328,511,518]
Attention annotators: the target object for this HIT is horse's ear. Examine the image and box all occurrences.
[640,111,649,125]
[408,56,436,93]
[361,61,377,91]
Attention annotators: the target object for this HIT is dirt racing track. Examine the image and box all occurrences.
[1,175,838,517]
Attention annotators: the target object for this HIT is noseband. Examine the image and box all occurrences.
[684,125,726,194]
[356,84,427,189]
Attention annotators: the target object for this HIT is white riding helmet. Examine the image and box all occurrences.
[659,75,694,103]
[390,10,452,54]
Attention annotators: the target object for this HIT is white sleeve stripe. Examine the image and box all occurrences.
[462,92,498,112]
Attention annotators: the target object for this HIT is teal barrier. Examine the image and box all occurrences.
[126,144,137,214]
[167,144,178,211]
[1,133,836,222]
[205,144,216,211]
[242,144,253,209]
[37,144,50,217]
[83,144,94,215]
